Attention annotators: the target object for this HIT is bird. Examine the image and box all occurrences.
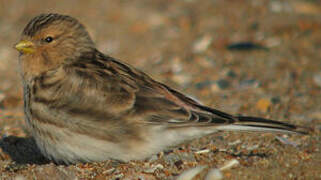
[14,13,306,164]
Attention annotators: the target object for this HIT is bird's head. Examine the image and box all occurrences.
[15,13,95,77]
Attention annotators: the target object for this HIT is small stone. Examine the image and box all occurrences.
[219,159,240,171]
[227,42,266,51]
[144,164,164,173]
[226,70,237,78]
[102,168,116,175]
[246,144,259,151]
[174,160,184,169]
[228,139,241,146]
[271,96,281,104]
[313,72,321,88]
[195,149,210,154]
[211,79,230,92]
[255,98,272,113]
[216,79,230,89]
[195,80,215,89]
[193,35,213,53]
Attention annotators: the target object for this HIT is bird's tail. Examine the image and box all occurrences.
[215,115,308,134]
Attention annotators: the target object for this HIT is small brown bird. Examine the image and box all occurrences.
[14,13,305,164]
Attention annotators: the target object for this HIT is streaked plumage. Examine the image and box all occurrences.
[15,13,306,164]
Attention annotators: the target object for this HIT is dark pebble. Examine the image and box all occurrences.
[195,80,215,89]
[226,70,237,78]
[174,160,184,169]
[271,96,281,104]
[216,79,230,89]
[227,42,267,51]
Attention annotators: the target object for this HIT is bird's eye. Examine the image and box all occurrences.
[44,36,53,43]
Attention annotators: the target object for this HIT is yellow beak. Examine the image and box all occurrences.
[14,40,35,54]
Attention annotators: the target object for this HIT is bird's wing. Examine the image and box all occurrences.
[59,52,233,125]
[101,53,237,125]
[58,51,305,134]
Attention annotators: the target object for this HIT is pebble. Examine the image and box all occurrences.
[211,79,230,92]
[228,139,241,146]
[216,79,230,89]
[102,168,116,175]
[195,149,210,154]
[144,164,164,173]
[219,159,240,171]
[271,96,281,104]
[227,42,267,51]
[174,160,184,169]
[255,98,272,113]
[245,144,259,151]
[195,80,215,89]
[239,79,260,89]
[226,70,237,78]
[313,72,321,88]
[193,35,213,53]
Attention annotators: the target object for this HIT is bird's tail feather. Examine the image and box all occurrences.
[215,116,308,134]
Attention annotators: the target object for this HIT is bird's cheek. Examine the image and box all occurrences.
[45,49,69,67]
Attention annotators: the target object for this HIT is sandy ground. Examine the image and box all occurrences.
[0,0,320,179]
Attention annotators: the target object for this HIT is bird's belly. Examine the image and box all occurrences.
[29,121,154,163]
[27,115,219,164]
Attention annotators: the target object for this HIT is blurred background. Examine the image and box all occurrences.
[0,0,320,179]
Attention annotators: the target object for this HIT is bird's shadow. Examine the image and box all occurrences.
[0,136,126,166]
[0,136,50,165]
